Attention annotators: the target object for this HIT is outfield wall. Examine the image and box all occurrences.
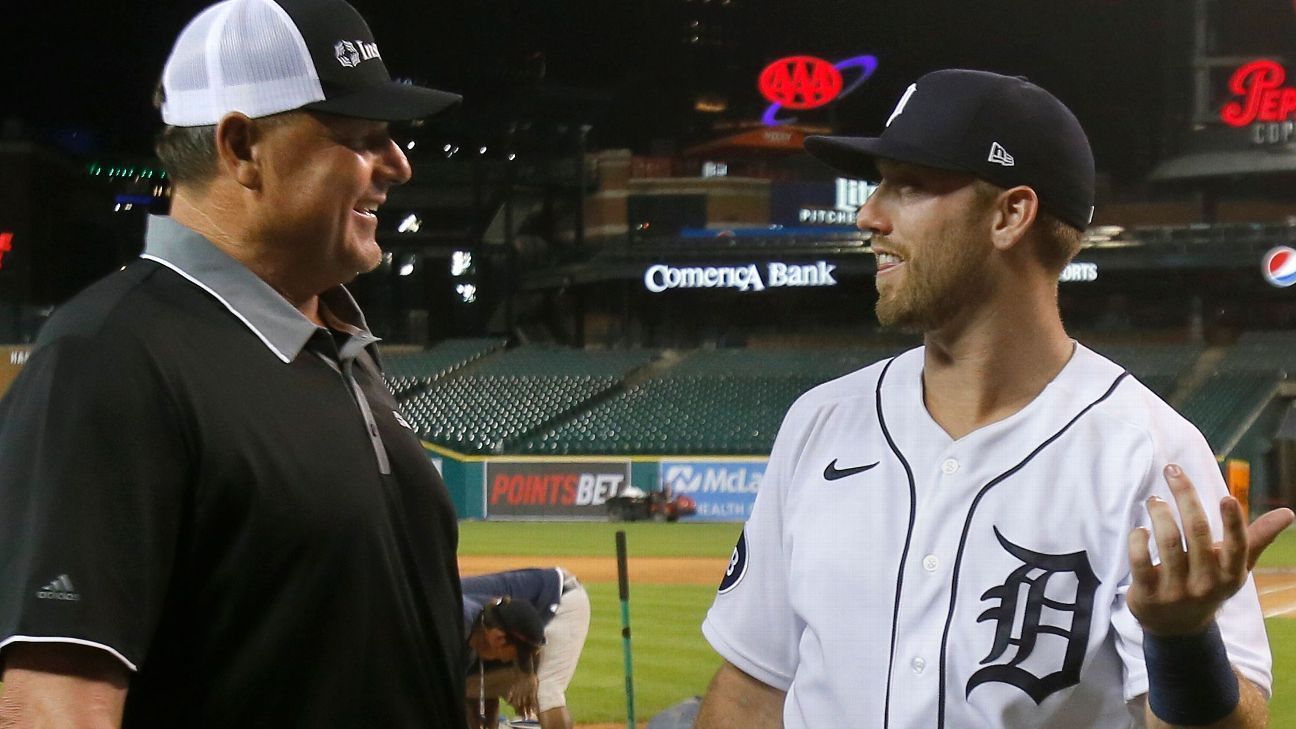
[426,443,1273,522]
[424,442,766,521]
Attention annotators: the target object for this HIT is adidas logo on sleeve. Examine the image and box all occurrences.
[36,574,81,601]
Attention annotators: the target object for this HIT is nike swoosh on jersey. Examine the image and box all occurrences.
[823,459,880,481]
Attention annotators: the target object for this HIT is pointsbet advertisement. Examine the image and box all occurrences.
[485,461,632,519]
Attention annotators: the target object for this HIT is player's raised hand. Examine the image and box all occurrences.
[1127,464,1295,636]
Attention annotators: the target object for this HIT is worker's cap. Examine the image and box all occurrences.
[491,598,546,673]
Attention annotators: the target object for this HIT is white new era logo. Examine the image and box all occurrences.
[36,574,81,602]
[988,142,1015,167]
[393,410,414,431]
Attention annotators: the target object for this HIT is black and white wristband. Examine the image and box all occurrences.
[1144,621,1240,726]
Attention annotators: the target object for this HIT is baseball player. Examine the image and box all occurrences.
[463,568,591,729]
[696,69,1295,729]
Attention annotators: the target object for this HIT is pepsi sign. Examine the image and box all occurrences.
[1263,246,1296,288]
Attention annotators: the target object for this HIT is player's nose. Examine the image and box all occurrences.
[856,193,890,237]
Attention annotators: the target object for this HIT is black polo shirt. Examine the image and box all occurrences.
[0,216,466,727]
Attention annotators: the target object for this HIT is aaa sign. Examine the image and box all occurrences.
[759,56,843,110]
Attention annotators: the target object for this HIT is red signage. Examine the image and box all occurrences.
[0,232,12,270]
[759,56,843,110]
[1221,60,1296,127]
[485,461,631,519]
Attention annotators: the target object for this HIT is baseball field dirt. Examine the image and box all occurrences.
[1258,569,1296,618]
[463,557,1296,616]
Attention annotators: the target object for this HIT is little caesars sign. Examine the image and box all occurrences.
[644,261,838,293]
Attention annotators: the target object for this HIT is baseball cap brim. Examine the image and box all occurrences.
[304,81,462,122]
[804,135,975,181]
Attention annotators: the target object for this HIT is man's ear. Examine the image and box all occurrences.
[989,185,1039,253]
[214,112,263,190]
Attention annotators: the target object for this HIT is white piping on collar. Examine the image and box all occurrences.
[141,254,292,364]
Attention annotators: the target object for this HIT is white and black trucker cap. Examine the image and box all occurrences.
[160,0,461,127]
[804,69,1095,230]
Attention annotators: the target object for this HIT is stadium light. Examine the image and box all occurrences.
[398,214,422,233]
[451,250,474,277]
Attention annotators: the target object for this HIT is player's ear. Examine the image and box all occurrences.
[988,185,1039,253]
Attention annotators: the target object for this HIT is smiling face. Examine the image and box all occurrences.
[251,111,411,293]
[857,159,999,332]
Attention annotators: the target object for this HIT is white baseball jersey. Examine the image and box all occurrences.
[703,343,1272,729]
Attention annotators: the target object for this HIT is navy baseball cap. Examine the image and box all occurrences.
[492,598,546,673]
[804,69,1095,230]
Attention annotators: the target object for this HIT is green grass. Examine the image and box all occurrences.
[1257,527,1296,570]
[473,522,1296,725]
[459,520,741,559]
[11,522,1291,723]
[564,583,721,723]
[461,522,733,722]
[1258,531,1296,726]
[1268,619,1296,721]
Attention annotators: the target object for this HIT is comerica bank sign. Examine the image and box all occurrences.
[644,262,838,293]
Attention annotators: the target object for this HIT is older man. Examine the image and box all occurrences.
[0,0,464,726]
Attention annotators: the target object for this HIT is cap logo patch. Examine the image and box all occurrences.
[335,39,381,68]
[988,142,1015,167]
[886,83,917,127]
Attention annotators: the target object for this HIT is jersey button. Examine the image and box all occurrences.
[922,555,939,572]
[940,458,960,475]
[911,657,926,674]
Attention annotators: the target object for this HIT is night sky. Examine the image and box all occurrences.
[6,0,1293,185]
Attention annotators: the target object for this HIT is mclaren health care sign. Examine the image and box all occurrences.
[661,460,765,521]
[485,460,632,519]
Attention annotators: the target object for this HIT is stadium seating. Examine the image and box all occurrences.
[402,375,622,453]
[395,345,659,453]
[383,340,1289,458]
[1087,342,1204,395]
[1178,372,1284,453]
[515,347,907,455]
[517,375,822,455]
[668,346,903,378]
[381,338,506,400]
[1217,331,1296,374]
[465,344,659,378]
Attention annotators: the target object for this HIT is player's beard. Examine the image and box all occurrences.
[875,232,994,333]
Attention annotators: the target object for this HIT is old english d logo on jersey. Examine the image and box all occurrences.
[966,527,1100,704]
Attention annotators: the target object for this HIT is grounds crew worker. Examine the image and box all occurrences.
[464,568,591,729]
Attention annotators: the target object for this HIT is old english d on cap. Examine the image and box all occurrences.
[805,69,1095,230]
